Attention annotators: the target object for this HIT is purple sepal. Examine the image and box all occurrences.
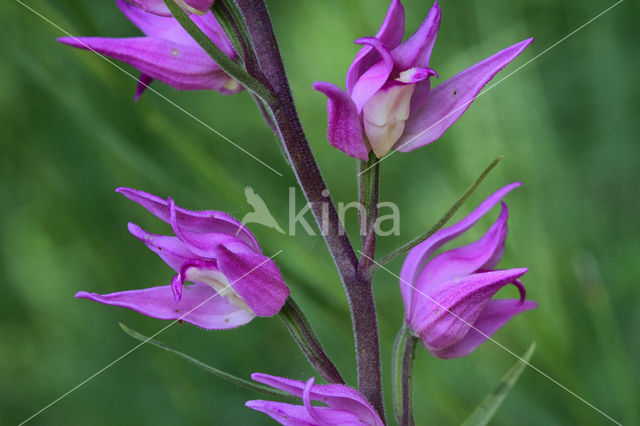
[396,38,534,152]
[313,82,370,160]
[75,283,254,329]
[246,373,385,426]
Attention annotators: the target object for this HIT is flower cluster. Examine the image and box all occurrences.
[62,0,538,425]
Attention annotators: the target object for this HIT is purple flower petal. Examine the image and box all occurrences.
[411,268,527,350]
[123,0,213,17]
[57,36,233,91]
[123,0,174,16]
[127,222,198,272]
[116,188,260,252]
[312,82,370,160]
[134,73,154,101]
[399,183,521,313]
[412,203,509,300]
[118,0,182,39]
[391,1,441,70]
[396,38,533,152]
[167,196,243,258]
[346,0,405,94]
[120,1,227,51]
[431,299,537,358]
[75,283,254,329]
[350,37,395,112]
[213,243,289,317]
[250,373,384,425]
[245,400,324,426]
[190,12,237,58]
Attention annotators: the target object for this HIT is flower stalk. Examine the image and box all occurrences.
[358,152,381,273]
[400,331,418,426]
[392,323,418,426]
[233,0,385,418]
[279,297,345,384]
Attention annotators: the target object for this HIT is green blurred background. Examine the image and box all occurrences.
[2,0,638,424]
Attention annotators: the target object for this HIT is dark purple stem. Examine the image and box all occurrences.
[234,0,384,418]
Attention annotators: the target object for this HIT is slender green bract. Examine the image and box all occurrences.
[119,323,292,399]
[163,0,275,104]
[461,342,537,426]
[392,324,410,425]
[369,155,504,275]
[278,297,344,384]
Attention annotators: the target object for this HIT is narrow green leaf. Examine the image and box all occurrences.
[461,342,536,426]
[391,324,410,425]
[370,155,503,276]
[119,323,292,400]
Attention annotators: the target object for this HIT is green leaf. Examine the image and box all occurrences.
[119,323,292,400]
[370,155,503,275]
[461,342,536,426]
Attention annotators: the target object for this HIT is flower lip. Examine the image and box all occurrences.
[176,260,254,313]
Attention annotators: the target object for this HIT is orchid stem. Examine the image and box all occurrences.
[370,155,503,276]
[392,323,417,426]
[279,297,345,384]
[234,0,385,418]
[401,332,418,426]
[358,152,380,273]
[118,323,292,399]
[164,0,275,104]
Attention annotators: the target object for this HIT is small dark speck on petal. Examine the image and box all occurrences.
[224,318,230,323]
[453,89,457,96]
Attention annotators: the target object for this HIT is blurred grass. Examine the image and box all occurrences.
[1,0,639,424]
